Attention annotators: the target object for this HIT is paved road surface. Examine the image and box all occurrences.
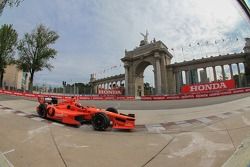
[0,93,250,167]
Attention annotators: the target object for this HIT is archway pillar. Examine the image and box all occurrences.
[154,52,162,95]
[160,54,168,95]
[124,63,129,96]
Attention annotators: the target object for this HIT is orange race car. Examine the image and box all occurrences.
[36,97,135,131]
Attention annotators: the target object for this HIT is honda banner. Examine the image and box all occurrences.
[98,88,124,96]
[181,79,235,94]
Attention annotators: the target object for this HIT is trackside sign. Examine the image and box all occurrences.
[98,88,123,95]
[181,79,235,93]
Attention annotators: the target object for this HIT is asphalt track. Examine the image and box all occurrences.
[1,93,250,167]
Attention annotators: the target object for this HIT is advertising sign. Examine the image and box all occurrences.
[181,79,235,93]
[98,88,123,96]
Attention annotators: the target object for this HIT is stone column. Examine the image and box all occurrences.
[229,64,233,79]
[243,62,247,86]
[119,81,122,87]
[212,66,217,81]
[154,52,162,95]
[175,71,181,94]
[243,62,246,72]
[96,84,99,94]
[237,63,242,87]
[237,63,241,75]
[94,85,97,94]
[124,64,129,96]
[185,70,190,84]
[221,65,226,81]
[203,67,208,82]
[175,72,179,94]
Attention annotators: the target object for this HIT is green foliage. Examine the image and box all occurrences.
[6,0,23,7]
[0,24,18,87]
[144,82,153,95]
[64,83,92,94]
[17,24,59,91]
[0,0,23,15]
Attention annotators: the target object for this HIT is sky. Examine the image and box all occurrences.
[1,0,250,87]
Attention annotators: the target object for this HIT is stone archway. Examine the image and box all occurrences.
[121,40,173,96]
[134,61,153,96]
[91,38,250,96]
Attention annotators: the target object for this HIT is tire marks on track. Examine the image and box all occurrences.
[0,104,244,133]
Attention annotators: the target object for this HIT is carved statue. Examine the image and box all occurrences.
[140,30,149,44]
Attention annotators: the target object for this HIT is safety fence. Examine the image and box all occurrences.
[1,88,250,101]
[0,89,135,100]
[141,87,250,100]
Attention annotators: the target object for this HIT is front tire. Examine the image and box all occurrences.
[37,104,47,118]
[92,113,110,131]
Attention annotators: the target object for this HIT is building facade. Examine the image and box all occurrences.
[2,64,30,90]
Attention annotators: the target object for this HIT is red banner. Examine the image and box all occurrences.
[181,80,235,94]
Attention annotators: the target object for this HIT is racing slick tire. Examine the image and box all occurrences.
[37,104,48,118]
[92,112,110,131]
[106,107,118,114]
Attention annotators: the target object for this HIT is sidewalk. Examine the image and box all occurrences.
[222,136,250,167]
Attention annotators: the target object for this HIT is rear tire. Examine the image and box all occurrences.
[106,107,118,114]
[37,104,47,118]
[92,113,110,131]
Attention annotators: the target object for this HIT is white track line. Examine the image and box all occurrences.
[145,124,166,133]
[197,117,213,124]
[31,117,44,121]
[0,149,15,167]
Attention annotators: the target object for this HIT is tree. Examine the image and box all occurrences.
[17,24,59,91]
[0,24,18,88]
[0,0,23,15]
[144,82,153,95]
